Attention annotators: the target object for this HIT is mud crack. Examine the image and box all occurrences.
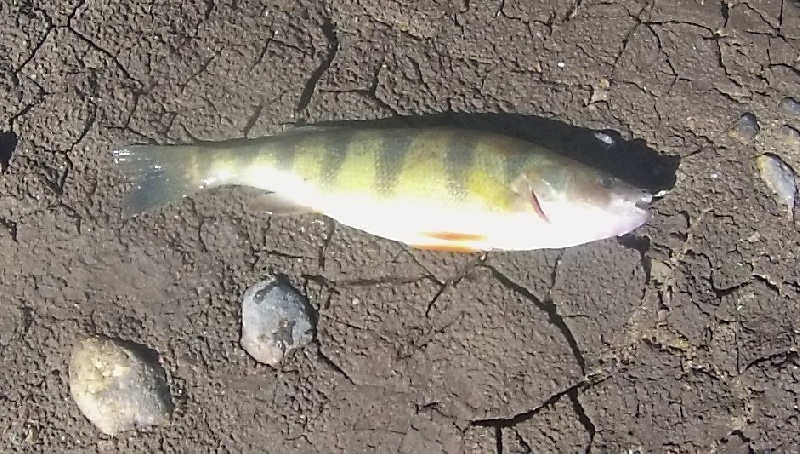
[471,374,605,453]
[295,13,339,123]
[486,262,587,374]
[67,1,139,84]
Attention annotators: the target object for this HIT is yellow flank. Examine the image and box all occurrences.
[393,130,453,200]
[471,138,516,209]
[464,166,515,211]
[292,134,328,184]
[333,131,380,194]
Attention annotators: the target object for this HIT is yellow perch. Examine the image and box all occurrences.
[111,126,653,252]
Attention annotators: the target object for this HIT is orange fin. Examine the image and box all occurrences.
[411,232,487,252]
[411,244,481,253]
[421,231,487,242]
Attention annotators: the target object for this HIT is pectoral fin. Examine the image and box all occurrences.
[247,193,315,215]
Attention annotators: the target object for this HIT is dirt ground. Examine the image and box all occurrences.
[1,0,799,452]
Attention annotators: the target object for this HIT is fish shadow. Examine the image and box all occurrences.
[314,113,679,194]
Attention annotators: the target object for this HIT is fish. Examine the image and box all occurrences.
[756,153,797,221]
[111,126,653,252]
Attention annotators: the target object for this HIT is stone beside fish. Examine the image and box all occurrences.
[241,276,316,366]
[756,153,797,221]
[111,126,653,252]
[68,337,172,436]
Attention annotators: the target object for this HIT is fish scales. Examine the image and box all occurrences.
[284,132,326,185]
[327,129,379,194]
[474,133,533,210]
[137,128,554,210]
[393,129,461,202]
[443,131,477,200]
[111,126,654,252]
[376,131,413,198]
[273,128,499,205]
[273,128,380,195]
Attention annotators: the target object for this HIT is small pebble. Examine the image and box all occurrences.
[780,124,800,142]
[241,276,316,366]
[648,259,673,285]
[730,113,760,142]
[779,97,800,116]
[69,336,172,436]
[5,420,38,447]
[756,153,797,221]
[656,308,670,325]
[594,131,615,145]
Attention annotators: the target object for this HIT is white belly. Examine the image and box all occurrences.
[314,195,591,251]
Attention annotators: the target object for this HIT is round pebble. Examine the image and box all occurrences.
[594,131,615,145]
[68,336,172,436]
[779,97,800,116]
[756,153,797,221]
[241,276,316,366]
[730,113,760,142]
[780,124,800,142]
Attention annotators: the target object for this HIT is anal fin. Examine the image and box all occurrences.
[410,231,488,253]
[247,193,315,216]
[411,244,482,253]
[421,231,487,242]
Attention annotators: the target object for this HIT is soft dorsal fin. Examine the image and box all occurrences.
[272,125,345,138]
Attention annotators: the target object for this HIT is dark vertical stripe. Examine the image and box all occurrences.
[376,128,414,197]
[445,130,477,198]
[503,139,531,183]
[243,138,269,167]
[321,129,352,189]
[276,139,297,171]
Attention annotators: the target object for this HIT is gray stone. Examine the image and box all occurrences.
[241,276,316,366]
[779,97,800,117]
[730,112,760,142]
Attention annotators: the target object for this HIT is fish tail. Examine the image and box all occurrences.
[111,143,213,217]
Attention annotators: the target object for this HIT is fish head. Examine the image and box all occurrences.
[518,162,653,243]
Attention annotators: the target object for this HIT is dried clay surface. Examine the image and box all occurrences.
[1,0,798,452]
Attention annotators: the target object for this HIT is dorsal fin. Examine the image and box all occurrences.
[272,125,345,138]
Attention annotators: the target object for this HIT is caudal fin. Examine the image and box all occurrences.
[111,144,205,217]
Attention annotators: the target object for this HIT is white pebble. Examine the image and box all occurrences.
[594,131,615,145]
[756,153,797,220]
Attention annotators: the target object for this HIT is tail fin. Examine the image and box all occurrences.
[111,144,206,217]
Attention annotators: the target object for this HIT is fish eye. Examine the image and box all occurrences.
[600,177,615,189]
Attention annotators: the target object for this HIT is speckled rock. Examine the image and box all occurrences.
[241,276,316,366]
[68,336,172,436]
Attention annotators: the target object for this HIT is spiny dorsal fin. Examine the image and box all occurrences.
[272,125,345,138]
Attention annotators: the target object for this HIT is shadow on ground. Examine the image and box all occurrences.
[0,131,18,173]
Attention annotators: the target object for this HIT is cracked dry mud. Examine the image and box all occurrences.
[1,0,798,453]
